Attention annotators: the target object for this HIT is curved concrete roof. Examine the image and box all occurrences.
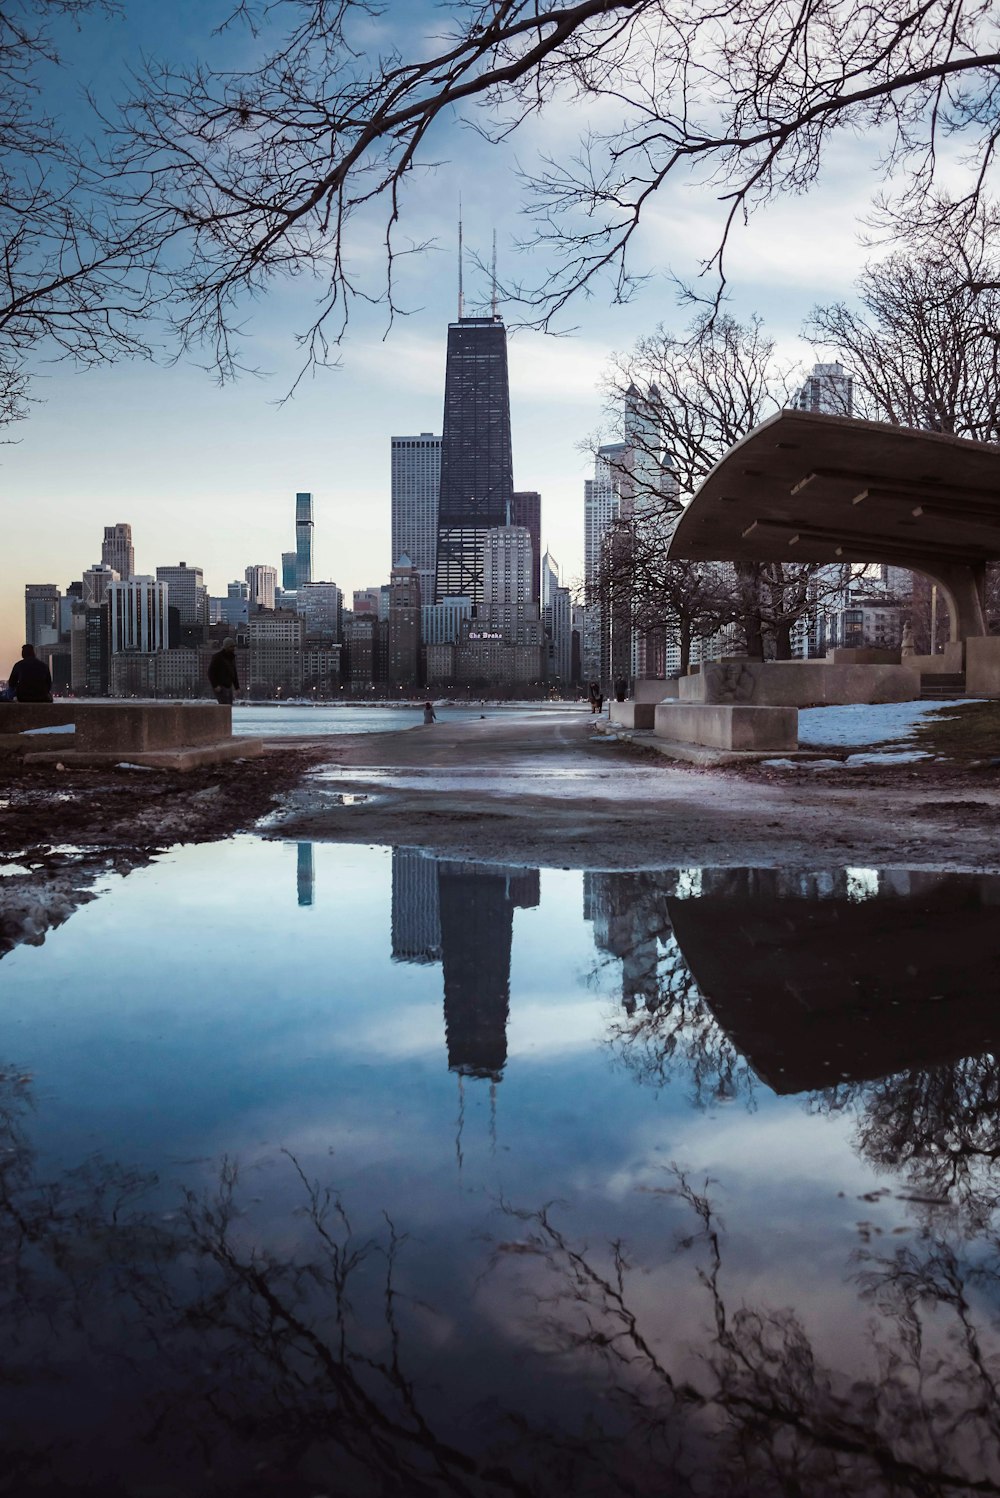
[666,409,1000,637]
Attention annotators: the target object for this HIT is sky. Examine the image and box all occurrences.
[0,0,884,670]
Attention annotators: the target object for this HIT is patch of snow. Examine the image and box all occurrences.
[846,868,880,902]
[22,723,75,736]
[798,699,982,750]
[762,758,843,770]
[844,749,933,766]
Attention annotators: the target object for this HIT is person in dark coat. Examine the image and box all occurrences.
[208,637,240,705]
[6,644,53,703]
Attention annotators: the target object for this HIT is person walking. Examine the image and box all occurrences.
[208,638,240,705]
[422,701,437,725]
[588,680,601,714]
[5,644,53,703]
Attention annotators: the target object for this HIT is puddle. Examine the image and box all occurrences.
[3,841,1000,1495]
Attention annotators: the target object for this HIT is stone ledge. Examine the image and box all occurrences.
[655,701,798,752]
[609,702,657,730]
[644,739,808,766]
[21,738,264,771]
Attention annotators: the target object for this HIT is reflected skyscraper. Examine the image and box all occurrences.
[438,861,538,1081]
[296,843,315,907]
[390,849,539,1081]
[585,871,667,1012]
[391,848,442,963]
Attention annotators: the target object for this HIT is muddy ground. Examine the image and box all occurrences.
[0,744,326,957]
[274,710,1000,870]
[3,709,999,960]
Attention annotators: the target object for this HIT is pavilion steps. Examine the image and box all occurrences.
[919,673,967,700]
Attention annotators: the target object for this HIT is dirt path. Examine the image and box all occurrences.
[271,709,1000,871]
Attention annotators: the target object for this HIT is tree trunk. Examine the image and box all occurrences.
[679,617,692,676]
[774,619,793,659]
[735,562,764,660]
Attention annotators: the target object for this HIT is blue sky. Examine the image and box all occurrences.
[1,0,881,669]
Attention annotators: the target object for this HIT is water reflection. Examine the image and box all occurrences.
[296,840,314,906]
[5,844,1000,1493]
[392,848,539,1081]
[4,1063,1000,1497]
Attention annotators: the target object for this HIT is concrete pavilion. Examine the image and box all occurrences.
[666,408,1000,644]
[610,408,1000,759]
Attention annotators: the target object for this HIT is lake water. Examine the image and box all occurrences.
[3,844,1000,1496]
[231,701,581,736]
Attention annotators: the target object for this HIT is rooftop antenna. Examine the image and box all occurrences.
[458,199,465,320]
[491,228,498,318]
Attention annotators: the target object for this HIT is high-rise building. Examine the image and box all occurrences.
[108,577,168,653]
[387,555,422,685]
[24,583,60,647]
[101,523,135,581]
[435,316,513,605]
[483,526,532,614]
[82,564,119,605]
[247,609,304,696]
[297,581,343,642]
[583,444,624,680]
[796,362,864,658]
[295,493,314,588]
[245,564,278,612]
[392,433,441,608]
[511,491,541,604]
[422,595,471,647]
[795,361,853,414]
[353,588,381,617]
[156,562,207,627]
[541,550,572,685]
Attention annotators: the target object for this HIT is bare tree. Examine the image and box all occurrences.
[107,0,1000,382]
[594,315,847,661]
[807,209,1000,440]
[0,1,169,425]
[596,519,739,675]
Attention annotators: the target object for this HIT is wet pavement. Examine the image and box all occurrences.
[2,841,1000,1495]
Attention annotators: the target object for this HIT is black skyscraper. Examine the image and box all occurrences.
[435,316,514,605]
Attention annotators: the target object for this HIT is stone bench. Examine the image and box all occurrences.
[654,702,798,754]
[0,700,263,769]
[609,702,657,730]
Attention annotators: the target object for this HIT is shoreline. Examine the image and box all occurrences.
[268,707,1000,873]
[2,706,1000,960]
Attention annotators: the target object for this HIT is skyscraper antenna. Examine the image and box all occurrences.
[458,199,464,320]
[491,229,498,318]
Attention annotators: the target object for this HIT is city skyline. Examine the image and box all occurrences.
[0,0,911,675]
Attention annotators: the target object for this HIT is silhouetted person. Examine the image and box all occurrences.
[588,681,601,714]
[423,702,437,725]
[208,638,239,705]
[614,677,628,702]
[6,644,52,703]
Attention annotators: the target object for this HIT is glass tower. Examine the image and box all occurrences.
[435,317,513,606]
[295,492,314,588]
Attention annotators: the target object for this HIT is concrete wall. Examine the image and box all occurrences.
[633,679,679,703]
[654,702,797,752]
[679,659,921,708]
[908,642,965,675]
[610,702,656,730]
[0,701,232,749]
[966,637,1000,698]
[829,648,900,665]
